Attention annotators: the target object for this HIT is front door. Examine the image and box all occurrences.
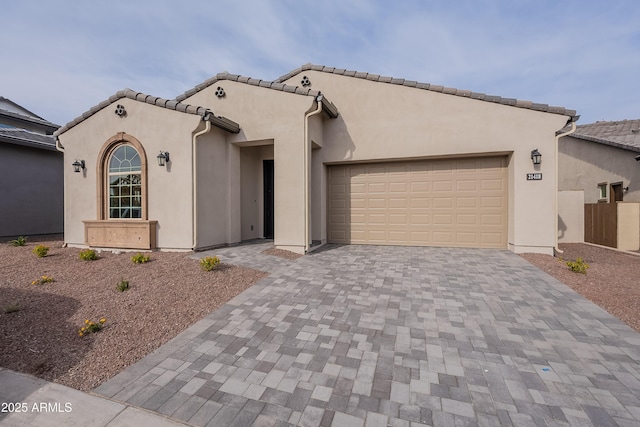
[263,160,274,239]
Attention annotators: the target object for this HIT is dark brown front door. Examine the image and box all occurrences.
[263,160,274,239]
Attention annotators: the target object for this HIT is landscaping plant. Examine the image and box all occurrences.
[200,256,221,271]
[131,253,150,264]
[78,318,106,337]
[79,249,99,261]
[9,236,27,246]
[32,275,54,285]
[32,245,49,257]
[116,279,130,292]
[566,257,589,274]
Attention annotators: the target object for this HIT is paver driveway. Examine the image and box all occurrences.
[95,244,640,426]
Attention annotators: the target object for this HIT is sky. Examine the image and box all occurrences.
[1,0,639,127]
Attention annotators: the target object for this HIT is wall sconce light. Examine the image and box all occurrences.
[72,159,85,173]
[531,149,542,166]
[157,151,170,167]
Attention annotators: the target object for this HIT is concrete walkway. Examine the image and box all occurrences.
[88,243,640,426]
[0,368,189,426]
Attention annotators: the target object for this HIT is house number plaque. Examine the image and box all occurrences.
[526,173,542,180]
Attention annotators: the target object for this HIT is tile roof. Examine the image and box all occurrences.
[0,128,57,151]
[54,89,240,137]
[568,119,640,153]
[174,71,339,118]
[174,72,322,102]
[275,63,578,118]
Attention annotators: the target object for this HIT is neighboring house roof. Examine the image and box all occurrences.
[175,71,338,118]
[0,97,60,134]
[54,89,240,137]
[0,128,57,151]
[276,63,578,118]
[569,119,640,153]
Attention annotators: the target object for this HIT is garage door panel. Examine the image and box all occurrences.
[328,156,507,248]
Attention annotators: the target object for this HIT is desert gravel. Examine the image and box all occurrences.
[521,242,640,332]
[2,237,640,393]
[0,237,266,391]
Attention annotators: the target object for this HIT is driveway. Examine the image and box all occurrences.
[95,244,640,426]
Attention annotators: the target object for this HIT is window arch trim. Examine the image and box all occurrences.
[96,133,148,220]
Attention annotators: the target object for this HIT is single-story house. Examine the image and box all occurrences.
[54,64,577,255]
[0,97,63,238]
[558,119,640,249]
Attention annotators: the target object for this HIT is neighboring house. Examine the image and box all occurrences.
[0,97,63,238]
[54,64,577,255]
[559,119,640,249]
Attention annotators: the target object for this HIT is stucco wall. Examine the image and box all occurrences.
[618,203,640,251]
[195,128,239,249]
[58,98,202,249]
[0,144,63,237]
[559,136,640,203]
[558,190,584,243]
[183,82,313,253]
[288,71,570,254]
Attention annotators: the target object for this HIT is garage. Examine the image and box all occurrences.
[327,156,508,248]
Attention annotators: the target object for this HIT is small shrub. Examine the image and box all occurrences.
[9,236,27,246]
[32,275,55,285]
[79,249,98,261]
[116,279,130,292]
[131,253,150,264]
[32,245,49,258]
[566,257,589,274]
[4,303,21,314]
[78,317,106,337]
[200,256,221,271]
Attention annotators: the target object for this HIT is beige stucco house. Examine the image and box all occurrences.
[54,64,577,255]
[558,119,640,249]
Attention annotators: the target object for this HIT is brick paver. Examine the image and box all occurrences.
[95,243,640,426]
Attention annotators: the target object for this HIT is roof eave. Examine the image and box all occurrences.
[0,134,58,151]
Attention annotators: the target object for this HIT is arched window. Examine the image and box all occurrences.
[108,145,142,219]
[96,133,148,221]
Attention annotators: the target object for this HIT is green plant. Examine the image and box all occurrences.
[200,256,221,271]
[78,317,106,337]
[566,257,589,274]
[116,279,130,292]
[4,303,21,314]
[131,253,150,264]
[9,236,27,246]
[79,249,98,261]
[32,245,49,257]
[32,275,55,285]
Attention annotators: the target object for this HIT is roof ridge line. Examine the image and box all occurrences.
[275,63,577,117]
[174,72,320,102]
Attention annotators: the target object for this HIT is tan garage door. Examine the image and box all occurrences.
[327,156,507,248]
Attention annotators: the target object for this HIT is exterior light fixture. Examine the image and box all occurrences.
[157,151,170,166]
[531,149,542,165]
[72,159,85,173]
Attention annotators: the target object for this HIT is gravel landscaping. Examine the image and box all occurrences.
[1,237,639,393]
[0,237,267,391]
[521,242,640,332]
